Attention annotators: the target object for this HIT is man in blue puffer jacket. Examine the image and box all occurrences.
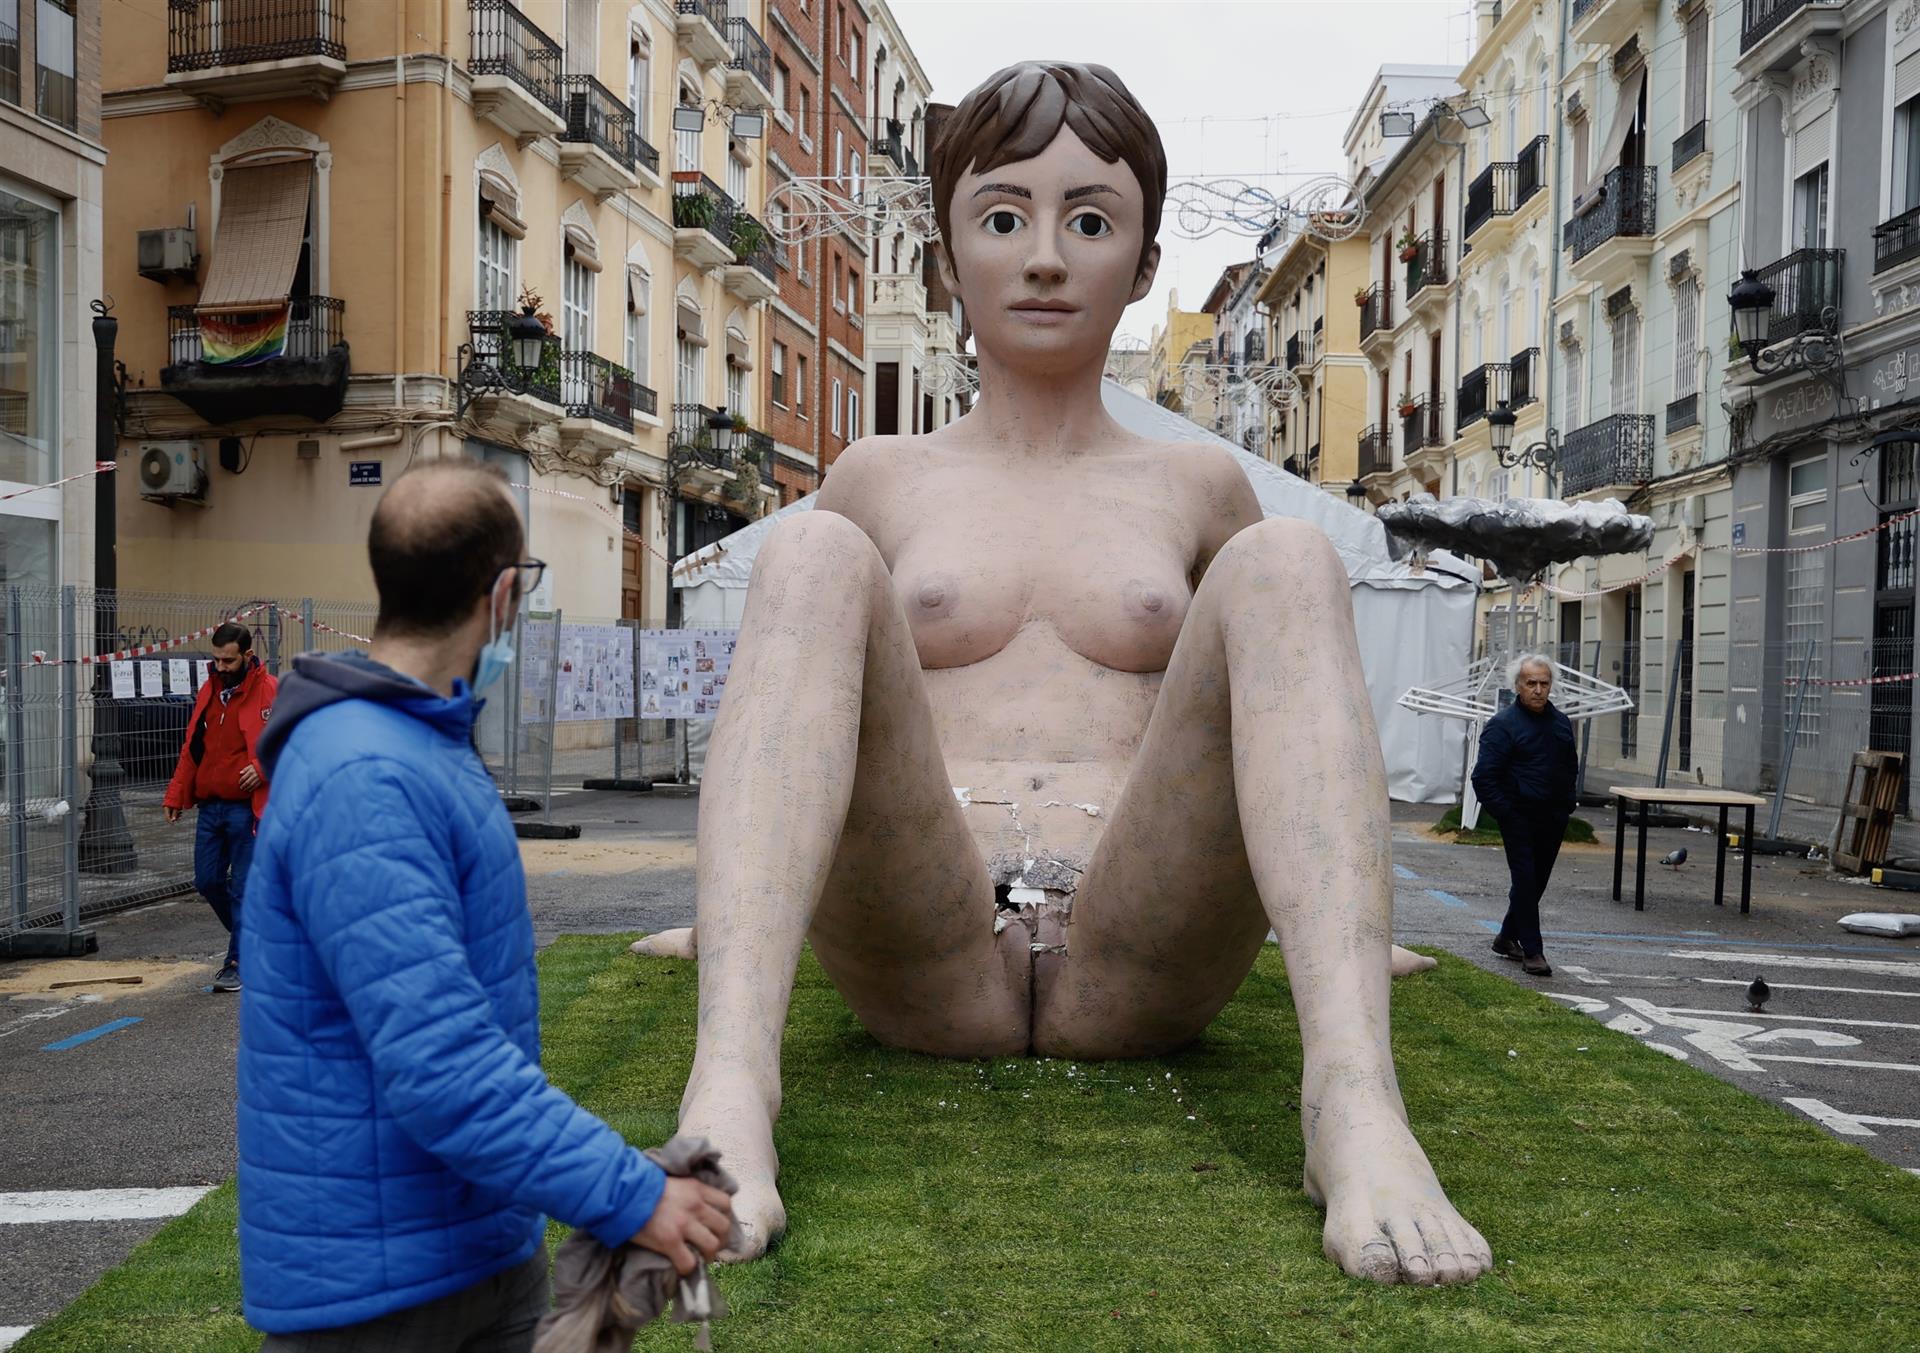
[240,461,731,1348]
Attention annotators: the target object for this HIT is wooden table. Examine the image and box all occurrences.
[1610,786,1771,914]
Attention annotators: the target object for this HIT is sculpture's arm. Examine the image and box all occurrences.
[1187,443,1265,586]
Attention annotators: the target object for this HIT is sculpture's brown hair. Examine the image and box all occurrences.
[929,62,1167,282]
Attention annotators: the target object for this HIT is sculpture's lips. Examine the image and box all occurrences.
[1009,300,1077,312]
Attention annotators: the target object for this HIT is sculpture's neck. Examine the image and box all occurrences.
[967,351,1119,457]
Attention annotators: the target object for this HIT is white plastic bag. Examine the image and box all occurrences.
[1838,912,1920,938]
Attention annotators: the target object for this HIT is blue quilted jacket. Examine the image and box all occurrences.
[237,652,665,1334]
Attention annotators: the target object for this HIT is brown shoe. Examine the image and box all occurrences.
[1520,954,1553,977]
[1490,937,1524,962]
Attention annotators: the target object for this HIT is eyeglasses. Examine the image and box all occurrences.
[498,559,547,603]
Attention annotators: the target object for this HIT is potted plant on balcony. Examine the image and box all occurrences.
[1397,230,1420,263]
[674,188,718,233]
[729,214,769,260]
[1397,394,1420,419]
[1354,286,1370,307]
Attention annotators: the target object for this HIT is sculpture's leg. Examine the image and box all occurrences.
[1039,518,1491,1286]
[671,511,1017,1260]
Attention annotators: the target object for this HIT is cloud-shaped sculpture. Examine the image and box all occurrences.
[1377,495,1657,583]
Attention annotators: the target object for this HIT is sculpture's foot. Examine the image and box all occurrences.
[630,927,697,960]
[1302,1107,1491,1285]
[679,1072,785,1261]
[1390,944,1438,977]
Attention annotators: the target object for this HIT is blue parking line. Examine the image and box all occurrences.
[1393,864,1419,881]
[1425,888,1469,909]
[41,1017,141,1051]
[1474,918,1501,933]
[1538,929,1919,955]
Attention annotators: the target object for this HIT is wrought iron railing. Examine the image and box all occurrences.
[467,0,563,118]
[1564,165,1657,262]
[729,210,778,281]
[1457,363,1503,428]
[670,402,768,485]
[1407,229,1448,294]
[168,0,344,72]
[726,16,770,90]
[1360,283,1390,342]
[1741,0,1820,52]
[562,73,637,170]
[1673,119,1707,170]
[1465,161,1508,239]
[870,118,917,176]
[1666,392,1700,435]
[1750,247,1842,345]
[0,9,18,107]
[1400,395,1446,456]
[744,428,776,487]
[1515,134,1547,208]
[167,297,344,365]
[1571,0,1603,24]
[464,309,561,405]
[1286,332,1304,369]
[1560,413,1654,496]
[672,172,739,245]
[1243,330,1265,364]
[1508,346,1539,409]
[1874,205,1920,275]
[560,351,643,430]
[676,0,729,33]
[1358,425,1390,478]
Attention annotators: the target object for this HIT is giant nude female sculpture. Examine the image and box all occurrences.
[642,62,1492,1285]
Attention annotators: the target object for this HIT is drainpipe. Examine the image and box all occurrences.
[394,20,407,410]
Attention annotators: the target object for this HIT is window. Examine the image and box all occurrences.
[1682,3,1707,132]
[850,30,861,81]
[1793,163,1830,249]
[564,252,594,352]
[0,0,17,107]
[831,376,843,434]
[0,183,58,503]
[834,128,845,182]
[676,326,703,403]
[1787,546,1828,749]
[848,388,860,437]
[1563,342,1585,428]
[1572,118,1590,198]
[628,31,650,138]
[773,60,790,124]
[1895,96,1920,216]
[772,341,788,406]
[34,0,74,129]
[677,87,702,172]
[1496,276,1512,359]
[725,339,746,414]
[795,352,808,412]
[848,266,860,314]
[1789,454,1828,532]
[798,86,812,147]
[1672,282,1700,399]
[849,151,862,201]
[726,145,748,207]
[625,266,649,383]
[1609,306,1640,416]
[477,210,516,312]
[831,253,845,312]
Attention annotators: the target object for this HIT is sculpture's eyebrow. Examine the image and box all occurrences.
[972,182,1032,199]
[1064,184,1119,201]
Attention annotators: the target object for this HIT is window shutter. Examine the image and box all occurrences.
[1898,52,1920,107]
[1793,111,1832,177]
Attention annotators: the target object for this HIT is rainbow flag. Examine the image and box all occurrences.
[199,306,288,366]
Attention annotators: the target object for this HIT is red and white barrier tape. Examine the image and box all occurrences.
[273,605,371,646]
[1706,504,1920,557]
[525,483,674,566]
[28,602,272,667]
[0,461,115,506]
[1788,670,1918,689]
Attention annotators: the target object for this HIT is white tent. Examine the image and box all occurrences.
[673,381,1476,802]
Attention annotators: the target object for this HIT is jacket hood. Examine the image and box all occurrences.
[257,651,478,776]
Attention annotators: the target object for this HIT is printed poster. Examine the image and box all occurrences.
[168,659,193,695]
[551,624,636,723]
[637,628,737,721]
[110,661,136,701]
[139,661,164,698]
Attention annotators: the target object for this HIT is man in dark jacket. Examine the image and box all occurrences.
[1470,654,1577,978]
[240,461,730,1349]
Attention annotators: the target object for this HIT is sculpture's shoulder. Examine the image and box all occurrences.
[1153,437,1265,566]
[816,436,912,519]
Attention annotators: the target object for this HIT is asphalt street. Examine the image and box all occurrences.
[1,787,1916,1342]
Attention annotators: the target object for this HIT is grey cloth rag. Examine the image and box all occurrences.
[532,1136,744,1353]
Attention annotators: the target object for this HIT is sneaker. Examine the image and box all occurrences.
[1520,954,1553,978]
[1490,937,1524,962]
[212,963,242,993]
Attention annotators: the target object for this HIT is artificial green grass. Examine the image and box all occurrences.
[1435,806,1596,847]
[19,940,1920,1351]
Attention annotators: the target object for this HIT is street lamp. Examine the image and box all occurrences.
[1345,478,1368,502]
[1727,269,1774,360]
[456,305,549,419]
[1487,400,1562,492]
[706,405,737,457]
[505,306,547,373]
[1727,266,1846,389]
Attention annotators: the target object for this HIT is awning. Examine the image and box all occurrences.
[199,160,312,313]
[1575,65,1646,207]
[725,329,752,370]
[677,298,708,346]
[564,224,602,272]
[628,264,650,314]
[479,172,527,240]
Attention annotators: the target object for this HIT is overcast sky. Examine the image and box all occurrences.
[889,0,1471,344]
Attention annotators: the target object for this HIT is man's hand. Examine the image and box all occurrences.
[165,806,183,824]
[238,763,262,793]
[630,1176,734,1275]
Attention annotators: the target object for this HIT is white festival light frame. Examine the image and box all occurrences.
[1165,175,1367,245]
[765,176,938,245]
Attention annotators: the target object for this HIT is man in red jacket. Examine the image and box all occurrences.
[165,621,278,993]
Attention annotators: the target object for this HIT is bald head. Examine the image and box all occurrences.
[369,460,524,639]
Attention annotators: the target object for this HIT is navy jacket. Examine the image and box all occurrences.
[237,652,664,1334]
[1471,699,1577,825]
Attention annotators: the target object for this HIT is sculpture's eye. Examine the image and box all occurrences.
[982,209,1024,236]
[1067,212,1112,239]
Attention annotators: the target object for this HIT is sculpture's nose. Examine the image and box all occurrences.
[1023,243,1067,287]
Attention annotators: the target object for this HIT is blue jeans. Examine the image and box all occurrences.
[194,798,256,968]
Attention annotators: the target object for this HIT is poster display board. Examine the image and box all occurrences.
[637,628,737,720]
[553,624,634,723]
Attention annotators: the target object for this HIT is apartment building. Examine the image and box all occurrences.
[1254,226,1370,492]
[1,0,102,591]
[1147,288,1213,416]
[100,0,785,625]
[1198,259,1266,451]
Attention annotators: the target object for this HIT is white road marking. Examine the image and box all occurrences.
[0,1327,31,1349]
[0,1187,213,1225]
[0,1003,77,1041]
[1668,951,1920,979]
[1559,964,1610,986]
[1752,1054,1920,1073]
[1785,1098,1920,1137]
[1697,977,1920,999]
[1660,1007,1920,1032]
[1544,992,1610,1014]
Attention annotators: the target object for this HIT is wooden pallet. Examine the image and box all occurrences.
[1832,751,1906,875]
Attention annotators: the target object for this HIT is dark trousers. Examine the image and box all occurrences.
[259,1248,550,1353]
[1497,808,1568,958]
[194,798,255,968]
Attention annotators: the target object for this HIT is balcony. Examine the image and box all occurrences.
[1874,206,1920,276]
[1286,332,1305,370]
[675,0,731,68]
[1406,230,1449,321]
[165,0,345,104]
[672,172,738,270]
[1559,412,1654,497]
[1564,165,1657,282]
[1747,248,1842,348]
[468,0,565,142]
[871,272,928,316]
[559,74,639,195]
[1570,0,1658,54]
[1507,346,1539,409]
[1359,283,1392,358]
[1399,395,1447,475]
[1243,331,1266,365]
[1457,363,1503,429]
[870,118,919,177]
[163,296,348,423]
[723,17,774,110]
[1673,120,1707,172]
[460,309,562,437]
[557,351,649,466]
[1358,425,1392,481]
[723,211,778,303]
[1466,135,1549,246]
[669,403,772,499]
[1738,0,1846,73]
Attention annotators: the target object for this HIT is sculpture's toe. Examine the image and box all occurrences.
[630,928,698,960]
[1390,944,1439,977]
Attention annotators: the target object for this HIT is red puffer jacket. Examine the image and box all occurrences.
[163,659,278,818]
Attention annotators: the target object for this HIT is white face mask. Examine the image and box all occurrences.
[471,586,515,694]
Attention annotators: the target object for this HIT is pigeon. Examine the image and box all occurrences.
[1747,976,1770,1013]
[1661,847,1688,870]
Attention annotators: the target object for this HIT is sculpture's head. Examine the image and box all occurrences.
[929,62,1167,371]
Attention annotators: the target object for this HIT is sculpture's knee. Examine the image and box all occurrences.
[1209,516,1346,601]
[751,511,886,590]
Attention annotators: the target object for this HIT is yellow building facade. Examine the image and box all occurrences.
[1255,230,1369,492]
[101,0,779,622]
[1146,288,1212,416]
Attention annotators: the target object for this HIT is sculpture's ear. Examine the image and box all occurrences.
[1129,242,1162,305]
[933,239,961,300]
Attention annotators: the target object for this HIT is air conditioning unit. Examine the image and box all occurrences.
[137,442,208,502]
[136,228,198,282]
